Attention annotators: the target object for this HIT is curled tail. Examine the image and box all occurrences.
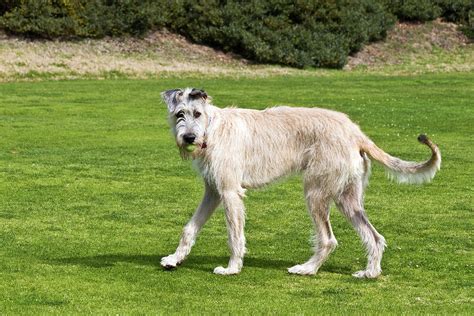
[361,134,441,184]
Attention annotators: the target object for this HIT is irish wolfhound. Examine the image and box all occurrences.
[160,88,441,278]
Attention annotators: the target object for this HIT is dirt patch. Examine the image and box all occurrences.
[0,29,302,81]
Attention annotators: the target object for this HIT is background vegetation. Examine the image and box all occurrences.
[0,0,472,68]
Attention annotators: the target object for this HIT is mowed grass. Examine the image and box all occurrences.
[0,73,472,314]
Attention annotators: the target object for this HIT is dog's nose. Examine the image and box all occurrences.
[183,133,196,144]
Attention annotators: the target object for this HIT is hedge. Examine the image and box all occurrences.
[163,0,395,68]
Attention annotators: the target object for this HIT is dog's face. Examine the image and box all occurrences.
[161,88,210,157]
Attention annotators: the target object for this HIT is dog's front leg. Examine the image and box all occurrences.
[161,183,220,269]
[214,190,246,275]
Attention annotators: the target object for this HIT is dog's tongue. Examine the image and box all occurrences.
[201,142,207,149]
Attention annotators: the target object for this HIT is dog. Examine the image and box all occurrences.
[160,88,441,278]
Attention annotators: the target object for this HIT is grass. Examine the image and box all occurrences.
[0,73,472,314]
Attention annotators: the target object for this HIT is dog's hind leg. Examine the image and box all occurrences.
[335,181,386,278]
[288,182,337,275]
[161,183,220,269]
[214,189,246,275]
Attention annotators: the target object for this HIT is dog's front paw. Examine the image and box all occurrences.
[161,255,179,269]
[352,269,381,279]
[287,264,316,276]
[213,266,240,275]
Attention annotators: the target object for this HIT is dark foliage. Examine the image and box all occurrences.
[162,0,394,68]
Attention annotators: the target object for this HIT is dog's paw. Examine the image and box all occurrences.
[161,255,179,269]
[213,266,240,275]
[352,269,381,279]
[287,264,316,276]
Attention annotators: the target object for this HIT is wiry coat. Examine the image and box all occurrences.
[160,88,441,278]
[196,106,365,195]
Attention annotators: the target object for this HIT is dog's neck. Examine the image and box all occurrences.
[201,105,219,150]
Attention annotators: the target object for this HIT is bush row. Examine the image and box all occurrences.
[0,0,164,38]
[0,0,472,69]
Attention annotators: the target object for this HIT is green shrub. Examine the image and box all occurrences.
[0,0,80,38]
[0,0,166,38]
[437,0,472,22]
[386,0,472,25]
[165,0,394,68]
[460,9,474,39]
[387,0,443,21]
[0,0,17,16]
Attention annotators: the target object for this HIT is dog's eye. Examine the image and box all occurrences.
[194,111,201,118]
[176,111,184,119]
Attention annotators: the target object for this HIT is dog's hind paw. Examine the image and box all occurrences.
[161,255,179,269]
[213,266,240,275]
[352,269,381,279]
[287,264,316,276]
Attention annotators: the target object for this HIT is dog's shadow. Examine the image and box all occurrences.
[53,254,164,269]
[52,253,350,274]
[53,254,292,271]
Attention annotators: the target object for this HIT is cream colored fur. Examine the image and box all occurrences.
[160,88,441,278]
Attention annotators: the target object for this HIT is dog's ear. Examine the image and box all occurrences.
[161,89,183,112]
[189,88,208,101]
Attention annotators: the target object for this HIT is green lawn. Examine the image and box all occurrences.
[0,73,472,314]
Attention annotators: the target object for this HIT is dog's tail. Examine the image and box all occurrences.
[360,134,441,184]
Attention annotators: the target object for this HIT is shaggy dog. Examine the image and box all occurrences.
[160,88,441,277]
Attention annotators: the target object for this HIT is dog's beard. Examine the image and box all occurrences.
[179,146,192,160]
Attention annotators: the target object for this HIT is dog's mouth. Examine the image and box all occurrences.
[178,141,207,156]
[184,142,207,149]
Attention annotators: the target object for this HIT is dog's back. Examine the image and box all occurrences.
[202,105,366,192]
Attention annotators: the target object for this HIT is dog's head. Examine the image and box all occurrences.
[161,88,211,158]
